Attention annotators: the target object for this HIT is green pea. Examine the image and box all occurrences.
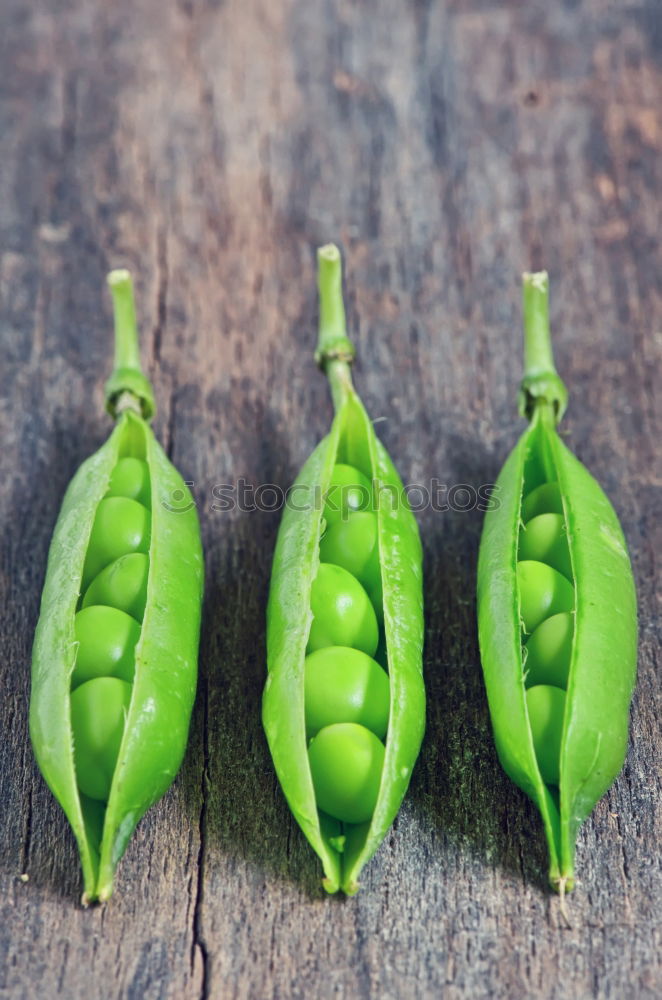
[323,464,372,526]
[517,560,575,634]
[524,612,574,689]
[82,497,151,588]
[263,246,425,894]
[30,271,204,904]
[308,723,385,824]
[319,511,381,596]
[521,481,563,522]
[105,456,150,507]
[477,271,637,894]
[304,646,390,738]
[72,605,141,688]
[518,513,572,581]
[70,677,133,801]
[307,563,379,656]
[525,685,566,786]
[82,552,149,622]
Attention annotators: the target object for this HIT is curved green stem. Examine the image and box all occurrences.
[518,271,568,425]
[104,270,155,420]
[315,244,355,412]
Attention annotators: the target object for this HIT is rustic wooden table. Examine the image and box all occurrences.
[1,1,660,997]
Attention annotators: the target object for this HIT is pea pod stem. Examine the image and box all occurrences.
[105,270,156,421]
[108,270,142,372]
[479,269,637,895]
[519,271,568,425]
[264,244,425,893]
[315,244,355,412]
[522,271,555,379]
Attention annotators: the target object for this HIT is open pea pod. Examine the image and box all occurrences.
[477,271,637,893]
[263,245,425,894]
[30,271,203,903]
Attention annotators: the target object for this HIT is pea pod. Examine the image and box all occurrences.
[30,271,204,904]
[477,271,637,893]
[263,245,425,894]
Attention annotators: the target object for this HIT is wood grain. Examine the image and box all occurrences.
[0,1,660,997]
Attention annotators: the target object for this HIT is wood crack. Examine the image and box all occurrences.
[190,676,210,999]
[165,390,178,463]
[152,225,169,368]
[20,787,33,877]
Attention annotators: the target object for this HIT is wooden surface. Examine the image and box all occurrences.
[1,1,660,997]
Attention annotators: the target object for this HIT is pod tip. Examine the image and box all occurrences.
[318,243,341,263]
[556,876,573,929]
[321,876,340,894]
[523,270,549,292]
[107,268,132,288]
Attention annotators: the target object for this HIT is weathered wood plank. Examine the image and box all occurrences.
[0,1,660,997]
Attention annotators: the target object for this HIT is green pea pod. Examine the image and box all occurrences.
[263,245,425,894]
[30,271,204,904]
[477,271,637,893]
